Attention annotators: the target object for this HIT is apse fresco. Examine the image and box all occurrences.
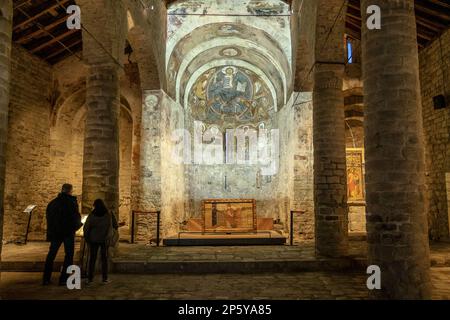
[189,66,275,128]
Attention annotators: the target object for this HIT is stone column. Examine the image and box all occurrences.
[78,0,127,219]
[82,63,120,217]
[361,0,431,299]
[313,0,348,257]
[0,0,13,266]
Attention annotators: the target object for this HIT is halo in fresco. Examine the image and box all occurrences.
[189,66,274,128]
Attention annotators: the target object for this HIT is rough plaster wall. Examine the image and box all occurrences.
[188,164,282,221]
[119,109,133,227]
[184,92,314,240]
[166,0,292,68]
[4,45,53,241]
[276,92,314,240]
[160,92,186,237]
[419,28,450,240]
[166,0,292,103]
[184,110,282,225]
[138,91,162,212]
[275,94,296,229]
[138,90,185,239]
[291,92,314,240]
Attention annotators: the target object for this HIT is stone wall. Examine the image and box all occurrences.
[3,45,53,241]
[2,49,140,242]
[0,0,13,261]
[419,28,450,240]
[119,108,133,227]
[292,0,317,92]
[276,92,314,241]
[291,92,314,240]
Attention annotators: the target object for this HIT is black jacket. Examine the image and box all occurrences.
[46,193,82,241]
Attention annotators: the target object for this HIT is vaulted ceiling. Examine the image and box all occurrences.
[11,0,450,65]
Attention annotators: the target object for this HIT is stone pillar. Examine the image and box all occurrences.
[361,0,431,299]
[313,0,348,257]
[82,63,120,217]
[0,0,13,267]
[78,0,127,219]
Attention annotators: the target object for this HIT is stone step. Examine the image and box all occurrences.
[111,258,367,274]
[3,257,450,273]
[0,261,67,272]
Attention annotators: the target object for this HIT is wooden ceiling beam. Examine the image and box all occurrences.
[425,0,450,10]
[16,15,68,44]
[45,38,82,60]
[13,0,70,31]
[13,0,30,11]
[415,1,450,22]
[30,28,78,53]
[415,15,446,33]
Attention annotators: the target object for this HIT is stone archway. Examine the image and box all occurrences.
[50,91,135,237]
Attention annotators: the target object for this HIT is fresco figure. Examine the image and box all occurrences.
[207,67,253,118]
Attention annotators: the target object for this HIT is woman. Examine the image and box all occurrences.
[83,199,118,284]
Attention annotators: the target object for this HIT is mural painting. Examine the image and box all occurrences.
[189,66,275,129]
[346,148,365,201]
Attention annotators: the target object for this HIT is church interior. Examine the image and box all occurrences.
[0,0,449,300]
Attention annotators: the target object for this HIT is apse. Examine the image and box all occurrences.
[155,0,308,238]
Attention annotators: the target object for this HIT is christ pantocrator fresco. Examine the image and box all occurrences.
[189,66,275,129]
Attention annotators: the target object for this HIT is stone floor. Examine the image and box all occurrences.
[1,240,450,300]
[2,240,450,266]
[1,268,450,300]
[1,241,81,262]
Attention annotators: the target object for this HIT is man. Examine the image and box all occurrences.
[43,184,82,286]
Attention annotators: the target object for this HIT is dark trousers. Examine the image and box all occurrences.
[43,235,75,284]
[88,242,108,281]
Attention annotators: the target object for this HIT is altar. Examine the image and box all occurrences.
[163,199,287,246]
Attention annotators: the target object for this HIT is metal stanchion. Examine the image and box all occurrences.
[130,210,161,245]
[290,210,294,246]
[131,210,135,244]
[156,211,161,247]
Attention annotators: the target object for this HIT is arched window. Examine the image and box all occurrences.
[347,38,353,64]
